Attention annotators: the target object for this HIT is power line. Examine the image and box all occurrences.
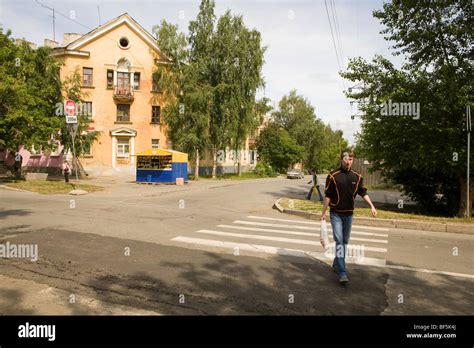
[330,0,345,68]
[35,0,56,41]
[324,0,342,72]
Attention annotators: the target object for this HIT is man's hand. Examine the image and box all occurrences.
[321,211,327,221]
[321,196,330,221]
[363,195,377,217]
[371,205,377,217]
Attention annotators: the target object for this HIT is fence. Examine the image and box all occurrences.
[352,158,387,187]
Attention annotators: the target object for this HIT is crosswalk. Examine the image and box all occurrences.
[171,215,390,266]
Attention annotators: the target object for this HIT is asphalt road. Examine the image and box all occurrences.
[0,175,473,315]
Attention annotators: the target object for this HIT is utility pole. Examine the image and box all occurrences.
[466,105,471,217]
[97,5,101,26]
[35,0,56,41]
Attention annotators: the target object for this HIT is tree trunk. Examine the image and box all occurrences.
[75,158,87,179]
[212,149,217,179]
[194,148,200,180]
[458,175,474,217]
[237,150,242,177]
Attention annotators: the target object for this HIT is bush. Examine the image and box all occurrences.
[253,162,277,177]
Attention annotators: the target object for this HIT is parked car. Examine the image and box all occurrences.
[286,168,304,179]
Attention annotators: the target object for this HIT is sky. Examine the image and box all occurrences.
[0,0,405,144]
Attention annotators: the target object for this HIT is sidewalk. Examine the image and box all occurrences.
[274,198,474,235]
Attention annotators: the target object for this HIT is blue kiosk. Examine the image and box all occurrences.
[136,149,188,184]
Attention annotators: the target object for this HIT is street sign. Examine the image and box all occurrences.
[66,115,78,124]
[64,99,76,116]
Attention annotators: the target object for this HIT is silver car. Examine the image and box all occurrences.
[286,168,304,179]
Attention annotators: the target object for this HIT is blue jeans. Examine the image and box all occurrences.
[330,211,353,278]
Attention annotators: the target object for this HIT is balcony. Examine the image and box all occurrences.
[113,85,134,102]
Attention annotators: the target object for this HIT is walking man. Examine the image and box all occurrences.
[320,149,377,285]
[306,168,323,201]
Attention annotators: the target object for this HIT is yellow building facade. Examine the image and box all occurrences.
[50,13,169,174]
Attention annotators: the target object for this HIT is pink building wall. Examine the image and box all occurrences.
[0,145,65,174]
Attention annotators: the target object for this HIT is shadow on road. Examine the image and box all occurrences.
[0,228,472,315]
[0,288,32,314]
[0,209,31,219]
[83,250,389,315]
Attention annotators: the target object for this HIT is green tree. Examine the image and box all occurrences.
[273,90,346,172]
[341,0,473,216]
[154,19,211,180]
[0,29,62,154]
[212,12,266,176]
[208,11,265,177]
[59,68,100,176]
[256,123,305,173]
[157,0,266,179]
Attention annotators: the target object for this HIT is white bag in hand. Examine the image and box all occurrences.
[320,219,329,249]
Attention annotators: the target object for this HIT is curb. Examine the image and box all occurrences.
[0,184,31,193]
[274,198,474,235]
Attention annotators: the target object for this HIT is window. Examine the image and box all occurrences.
[82,141,92,155]
[119,37,130,49]
[117,138,130,157]
[107,70,113,89]
[151,106,161,124]
[133,72,140,90]
[152,72,161,92]
[151,139,160,149]
[80,102,92,118]
[116,72,130,95]
[117,104,130,122]
[83,67,93,86]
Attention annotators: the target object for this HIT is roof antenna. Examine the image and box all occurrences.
[35,0,56,42]
[97,5,101,26]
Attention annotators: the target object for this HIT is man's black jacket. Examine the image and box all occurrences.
[324,166,367,216]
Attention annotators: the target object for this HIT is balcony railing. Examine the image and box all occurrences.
[113,85,134,102]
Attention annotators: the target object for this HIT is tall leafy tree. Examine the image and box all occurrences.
[59,68,100,176]
[341,0,473,216]
[256,123,305,173]
[273,90,346,172]
[0,29,62,154]
[154,19,211,180]
[216,13,266,176]
[157,0,266,179]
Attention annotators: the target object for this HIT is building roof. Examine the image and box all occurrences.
[51,13,170,61]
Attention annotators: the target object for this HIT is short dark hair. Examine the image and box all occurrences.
[341,148,354,160]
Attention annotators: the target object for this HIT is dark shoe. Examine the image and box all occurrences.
[332,265,337,273]
[339,275,349,285]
